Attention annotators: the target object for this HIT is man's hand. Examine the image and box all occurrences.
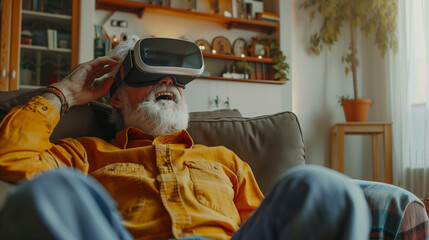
[50,56,120,108]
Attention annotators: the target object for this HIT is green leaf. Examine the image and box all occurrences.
[299,0,398,81]
[309,10,316,21]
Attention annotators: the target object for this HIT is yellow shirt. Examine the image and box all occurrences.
[0,96,264,240]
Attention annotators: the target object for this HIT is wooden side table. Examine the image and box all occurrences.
[331,122,393,184]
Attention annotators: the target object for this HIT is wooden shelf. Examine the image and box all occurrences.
[21,10,72,21]
[199,76,285,85]
[96,0,279,34]
[21,45,71,53]
[203,53,275,63]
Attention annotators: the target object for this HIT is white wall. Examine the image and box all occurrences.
[290,0,389,180]
[184,79,284,116]
[79,0,95,63]
[291,0,353,167]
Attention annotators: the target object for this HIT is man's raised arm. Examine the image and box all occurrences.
[0,56,119,182]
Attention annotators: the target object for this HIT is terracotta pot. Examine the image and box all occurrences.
[341,98,372,122]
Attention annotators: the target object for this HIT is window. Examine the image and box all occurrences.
[412,0,428,104]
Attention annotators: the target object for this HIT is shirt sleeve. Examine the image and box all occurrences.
[234,156,265,223]
[0,96,88,182]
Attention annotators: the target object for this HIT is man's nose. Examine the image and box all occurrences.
[159,77,174,86]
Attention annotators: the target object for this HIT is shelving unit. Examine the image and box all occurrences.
[95,0,284,85]
[199,76,285,85]
[202,53,284,84]
[19,1,77,88]
[203,53,275,63]
[96,0,279,34]
[21,9,72,23]
[21,44,72,53]
[0,0,80,90]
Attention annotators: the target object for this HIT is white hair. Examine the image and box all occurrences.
[109,35,141,131]
[107,35,141,78]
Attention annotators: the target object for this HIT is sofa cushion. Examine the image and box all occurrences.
[0,89,44,119]
[189,109,242,119]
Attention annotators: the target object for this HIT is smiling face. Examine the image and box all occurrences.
[111,77,189,136]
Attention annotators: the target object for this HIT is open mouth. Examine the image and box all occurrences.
[155,91,175,101]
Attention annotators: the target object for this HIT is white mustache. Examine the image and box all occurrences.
[145,85,181,104]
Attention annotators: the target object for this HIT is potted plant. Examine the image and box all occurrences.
[232,60,252,79]
[262,38,290,81]
[300,0,398,121]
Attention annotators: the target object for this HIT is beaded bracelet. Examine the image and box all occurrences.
[43,86,69,116]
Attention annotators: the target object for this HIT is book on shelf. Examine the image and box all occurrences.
[231,0,238,18]
[28,0,46,12]
[57,32,70,49]
[47,29,57,49]
[269,64,276,80]
[93,24,112,57]
[31,0,39,11]
[254,63,262,80]
[22,0,32,10]
[249,62,256,79]
[256,12,280,23]
[259,63,265,80]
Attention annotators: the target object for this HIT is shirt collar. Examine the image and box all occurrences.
[111,127,194,149]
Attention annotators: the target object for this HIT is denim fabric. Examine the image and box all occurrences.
[0,168,133,240]
[231,165,371,240]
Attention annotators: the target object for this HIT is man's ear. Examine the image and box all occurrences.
[110,91,124,108]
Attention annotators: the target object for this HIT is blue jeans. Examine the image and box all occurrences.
[0,165,371,240]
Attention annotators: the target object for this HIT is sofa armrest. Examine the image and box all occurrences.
[356,180,429,239]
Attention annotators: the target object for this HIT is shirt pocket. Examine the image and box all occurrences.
[185,160,237,218]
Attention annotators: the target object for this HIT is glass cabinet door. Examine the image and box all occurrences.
[0,0,12,90]
[19,0,73,88]
[0,0,20,91]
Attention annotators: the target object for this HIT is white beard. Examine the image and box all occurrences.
[121,85,189,137]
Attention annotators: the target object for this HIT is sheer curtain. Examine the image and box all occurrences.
[389,0,429,198]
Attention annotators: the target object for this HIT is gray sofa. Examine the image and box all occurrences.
[0,89,427,239]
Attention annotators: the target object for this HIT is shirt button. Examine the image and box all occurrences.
[42,106,48,111]
[109,167,115,171]
[169,197,175,202]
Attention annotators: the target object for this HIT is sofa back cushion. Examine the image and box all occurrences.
[187,112,305,194]
[0,89,305,194]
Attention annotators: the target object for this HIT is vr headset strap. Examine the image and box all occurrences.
[120,50,134,81]
[110,50,134,97]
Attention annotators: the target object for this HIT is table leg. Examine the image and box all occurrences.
[384,124,393,184]
[337,126,345,173]
[331,129,337,170]
[372,133,380,181]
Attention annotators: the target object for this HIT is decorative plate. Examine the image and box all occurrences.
[232,38,248,56]
[212,36,232,55]
[195,39,211,54]
[250,38,270,58]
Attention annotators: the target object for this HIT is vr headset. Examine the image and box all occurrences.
[110,37,204,97]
